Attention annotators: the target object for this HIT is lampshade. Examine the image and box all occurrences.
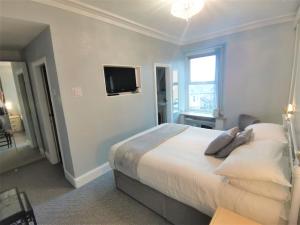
[5,101,13,111]
[287,104,295,114]
[171,0,205,20]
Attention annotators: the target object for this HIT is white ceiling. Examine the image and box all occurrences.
[75,0,299,43]
[0,17,48,50]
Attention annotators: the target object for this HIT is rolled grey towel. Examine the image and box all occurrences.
[215,129,253,158]
[205,127,239,155]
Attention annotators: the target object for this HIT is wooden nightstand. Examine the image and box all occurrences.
[210,207,261,225]
[9,115,23,132]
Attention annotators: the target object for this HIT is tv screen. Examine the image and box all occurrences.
[104,66,137,94]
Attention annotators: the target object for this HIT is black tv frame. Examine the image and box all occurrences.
[103,65,138,96]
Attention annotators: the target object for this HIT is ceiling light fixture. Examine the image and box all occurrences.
[171,0,206,21]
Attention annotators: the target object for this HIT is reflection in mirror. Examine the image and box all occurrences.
[0,61,43,174]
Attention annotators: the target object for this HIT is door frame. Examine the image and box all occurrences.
[153,63,173,125]
[31,57,63,165]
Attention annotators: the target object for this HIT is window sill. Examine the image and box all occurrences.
[181,111,215,119]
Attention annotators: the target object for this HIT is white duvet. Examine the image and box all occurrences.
[109,124,288,225]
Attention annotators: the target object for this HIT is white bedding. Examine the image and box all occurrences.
[109,124,288,225]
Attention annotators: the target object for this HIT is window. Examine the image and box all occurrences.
[187,50,221,115]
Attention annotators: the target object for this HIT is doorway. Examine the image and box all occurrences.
[154,64,173,125]
[156,67,167,124]
[17,73,37,149]
[40,64,61,161]
[32,59,61,164]
[0,62,44,174]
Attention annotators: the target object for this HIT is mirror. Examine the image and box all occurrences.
[0,61,43,174]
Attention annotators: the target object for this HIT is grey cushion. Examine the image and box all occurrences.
[205,127,239,155]
[238,114,260,131]
[215,128,253,158]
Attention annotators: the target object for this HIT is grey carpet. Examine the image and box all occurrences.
[0,147,44,175]
[0,159,73,206]
[0,159,170,225]
[0,131,44,174]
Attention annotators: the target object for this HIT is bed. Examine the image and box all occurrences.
[109,119,300,225]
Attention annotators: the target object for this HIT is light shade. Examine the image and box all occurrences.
[171,0,205,20]
[5,101,13,111]
[287,103,295,114]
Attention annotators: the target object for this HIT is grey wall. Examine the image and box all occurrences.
[182,22,295,128]
[1,1,181,177]
[22,27,75,175]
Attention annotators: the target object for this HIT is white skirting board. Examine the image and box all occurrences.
[64,162,111,188]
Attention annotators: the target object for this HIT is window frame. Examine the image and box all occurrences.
[185,46,224,116]
[172,71,179,113]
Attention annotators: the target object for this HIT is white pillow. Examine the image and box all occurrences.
[214,140,291,187]
[229,178,290,202]
[245,123,287,143]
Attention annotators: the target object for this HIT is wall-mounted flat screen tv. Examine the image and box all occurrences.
[104,66,137,95]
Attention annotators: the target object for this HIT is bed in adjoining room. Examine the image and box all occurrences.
[109,118,300,225]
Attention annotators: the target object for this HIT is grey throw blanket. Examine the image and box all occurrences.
[114,123,188,180]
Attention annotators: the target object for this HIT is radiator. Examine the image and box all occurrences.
[183,116,215,129]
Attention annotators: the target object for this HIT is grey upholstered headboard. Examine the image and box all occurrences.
[238,114,260,131]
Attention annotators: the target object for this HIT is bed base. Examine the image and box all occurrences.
[114,170,211,225]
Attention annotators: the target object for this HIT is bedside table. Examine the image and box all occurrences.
[210,207,261,225]
[9,115,23,132]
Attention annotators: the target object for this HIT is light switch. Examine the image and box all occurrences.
[72,87,83,97]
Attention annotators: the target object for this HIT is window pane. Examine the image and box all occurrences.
[188,84,216,114]
[190,55,216,82]
[173,70,178,83]
[173,84,179,113]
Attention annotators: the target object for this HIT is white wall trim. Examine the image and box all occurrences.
[64,162,111,188]
[31,0,179,44]
[31,0,296,46]
[64,169,77,187]
[181,14,295,45]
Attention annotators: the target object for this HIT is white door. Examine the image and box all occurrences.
[31,59,60,164]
